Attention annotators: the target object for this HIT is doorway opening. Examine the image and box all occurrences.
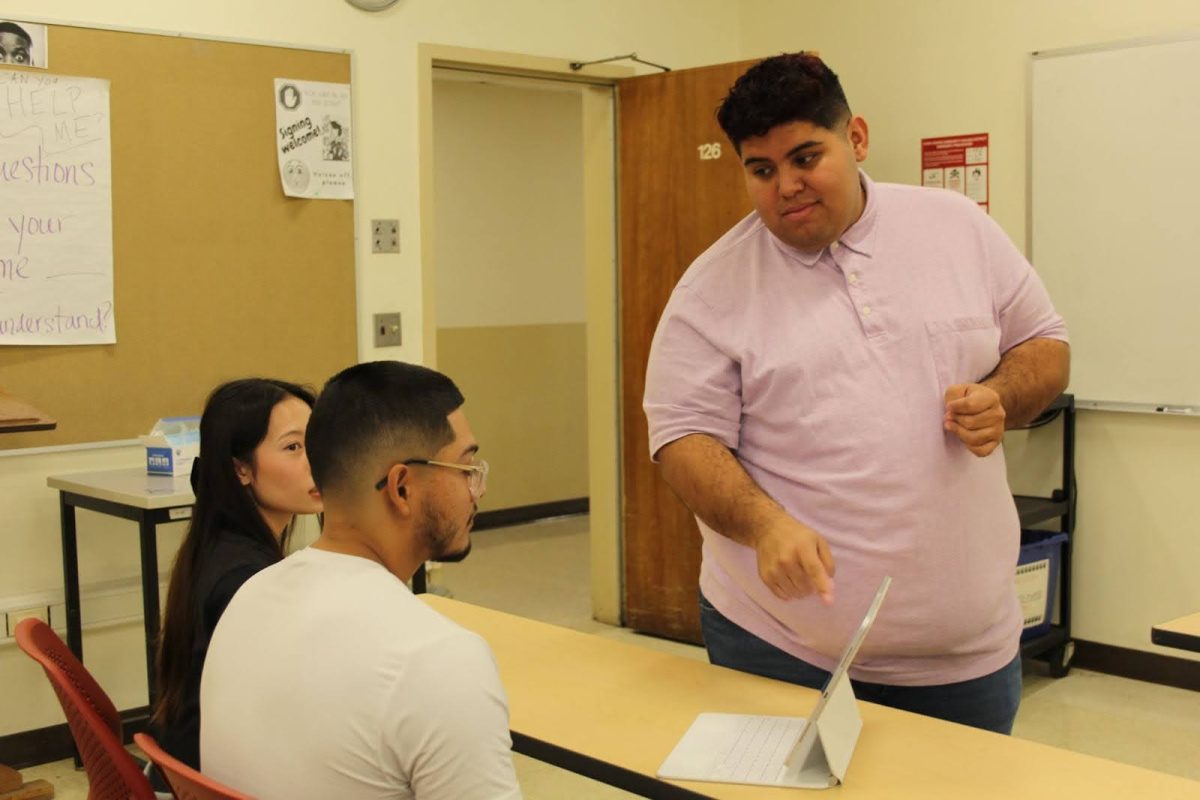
[418,46,623,624]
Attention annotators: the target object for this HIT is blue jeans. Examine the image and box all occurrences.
[699,593,1022,734]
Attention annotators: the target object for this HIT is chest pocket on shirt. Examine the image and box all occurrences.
[925,316,1001,391]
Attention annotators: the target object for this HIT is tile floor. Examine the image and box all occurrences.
[19,514,1200,798]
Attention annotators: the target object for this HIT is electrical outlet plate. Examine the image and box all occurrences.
[5,606,49,637]
[371,218,400,253]
[374,312,401,347]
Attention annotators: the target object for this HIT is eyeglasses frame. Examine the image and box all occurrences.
[373,458,489,499]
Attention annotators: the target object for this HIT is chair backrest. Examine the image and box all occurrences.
[14,617,157,800]
[133,733,254,800]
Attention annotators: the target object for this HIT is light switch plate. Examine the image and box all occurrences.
[371,219,400,253]
[374,312,402,347]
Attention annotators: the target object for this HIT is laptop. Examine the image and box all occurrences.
[656,576,892,789]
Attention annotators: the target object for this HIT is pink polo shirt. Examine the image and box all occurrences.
[644,172,1068,686]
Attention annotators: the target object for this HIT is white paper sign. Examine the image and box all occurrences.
[274,78,353,199]
[0,70,114,345]
[966,164,988,202]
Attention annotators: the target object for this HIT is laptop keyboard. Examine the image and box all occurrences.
[707,715,807,783]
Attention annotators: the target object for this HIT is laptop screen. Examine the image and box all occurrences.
[784,575,891,764]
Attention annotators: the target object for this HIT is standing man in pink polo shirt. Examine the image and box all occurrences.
[643,53,1069,734]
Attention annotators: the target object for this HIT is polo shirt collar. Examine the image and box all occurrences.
[772,169,879,266]
[840,170,878,257]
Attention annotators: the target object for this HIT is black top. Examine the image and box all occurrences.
[152,529,280,776]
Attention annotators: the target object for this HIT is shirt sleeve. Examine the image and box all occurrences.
[383,631,522,800]
[977,211,1069,353]
[643,285,743,461]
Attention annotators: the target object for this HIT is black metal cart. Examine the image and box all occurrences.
[1014,393,1076,677]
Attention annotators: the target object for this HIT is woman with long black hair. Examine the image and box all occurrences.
[150,378,322,777]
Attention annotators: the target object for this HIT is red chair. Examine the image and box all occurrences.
[14,617,157,800]
[133,733,253,800]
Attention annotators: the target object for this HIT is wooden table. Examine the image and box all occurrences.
[1152,613,1200,653]
[0,391,55,433]
[423,596,1200,799]
[46,468,194,714]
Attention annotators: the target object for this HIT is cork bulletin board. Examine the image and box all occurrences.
[0,23,356,448]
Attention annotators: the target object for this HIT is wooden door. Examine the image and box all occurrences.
[619,61,759,642]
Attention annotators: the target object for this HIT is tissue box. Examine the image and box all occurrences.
[141,416,200,476]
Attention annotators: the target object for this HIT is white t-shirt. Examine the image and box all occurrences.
[200,547,522,800]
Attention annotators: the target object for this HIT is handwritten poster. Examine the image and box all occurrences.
[274,78,353,200]
[0,70,114,345]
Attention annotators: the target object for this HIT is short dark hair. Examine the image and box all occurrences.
[716,53,851,152]
[0,22,33,42]
[306,361,465,496]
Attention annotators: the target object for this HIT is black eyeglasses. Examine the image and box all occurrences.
[374,459,489,499]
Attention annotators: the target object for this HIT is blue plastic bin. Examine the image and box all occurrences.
[1016,530,1068,641]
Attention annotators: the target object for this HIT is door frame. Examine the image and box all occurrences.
[417,44,630,623]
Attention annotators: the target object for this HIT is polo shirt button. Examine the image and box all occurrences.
[830,241,840,251]
[862,305,872,316]
[849,273,858,284]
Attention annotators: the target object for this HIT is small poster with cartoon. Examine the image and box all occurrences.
[274,78,353,199]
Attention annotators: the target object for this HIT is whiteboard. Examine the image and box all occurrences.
[1030,35,1200,412]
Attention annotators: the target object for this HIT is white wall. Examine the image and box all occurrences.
[737,0,1200,661]
[0,445,181,736]
[0,0,743,736]
[10,0,742,365]
[15,0,1192,744]
[433,75,590,511]
[434,75,586,329]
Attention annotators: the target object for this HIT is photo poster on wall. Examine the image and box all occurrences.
[921,133,989,214]
[0,19,50,69]
[0,69,115,345]
[274,78,354,199]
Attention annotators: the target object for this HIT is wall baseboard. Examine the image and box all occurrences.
[474,497,588,531]
[0,707,148,770]
[1072,639,1200,692]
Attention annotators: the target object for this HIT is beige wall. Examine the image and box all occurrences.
[433,75,589,511]
[738,0,1200,661]
[0,0,743,736]
[434,76,587,329]
[0,444,182,735]
[8,0,1194,743]
[437,324,588,511]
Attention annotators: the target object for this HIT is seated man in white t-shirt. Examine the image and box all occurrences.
[200,360,521,800]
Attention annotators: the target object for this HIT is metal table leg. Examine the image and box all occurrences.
[58,493,82,663]
[57,492,83,767]
[138,514,161,707]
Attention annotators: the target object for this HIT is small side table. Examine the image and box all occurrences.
[46,468,194,715]
[1151,612,1200,653]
